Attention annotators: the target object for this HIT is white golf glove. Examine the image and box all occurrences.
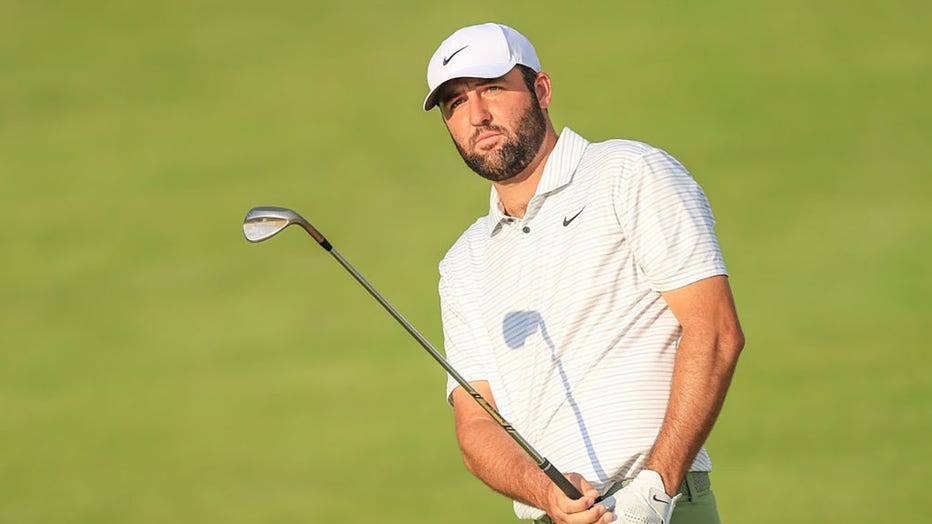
[612,470,682,524]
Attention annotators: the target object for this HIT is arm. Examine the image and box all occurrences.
[645,275,745,494]
[451,381,613,524]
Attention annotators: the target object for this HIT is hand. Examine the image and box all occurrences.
[545,473,615,524]
[612,470,681,524]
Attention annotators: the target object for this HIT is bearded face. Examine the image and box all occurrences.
[450,93,548,182]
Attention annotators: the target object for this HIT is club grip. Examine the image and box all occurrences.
[539,460,584,500]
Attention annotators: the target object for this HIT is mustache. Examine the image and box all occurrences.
[471,125,508,146]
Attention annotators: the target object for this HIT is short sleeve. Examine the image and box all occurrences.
[613,147,728,291]
[438,254,495,405]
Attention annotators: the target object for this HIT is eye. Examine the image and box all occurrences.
[449,98,465,110]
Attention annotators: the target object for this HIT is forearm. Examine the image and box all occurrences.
[456,416,553,510]
[645,329,743,493]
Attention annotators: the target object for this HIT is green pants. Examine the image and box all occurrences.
[533,472,721,524]
[668,485,720,524]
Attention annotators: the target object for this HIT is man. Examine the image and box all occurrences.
[424,23,744,524]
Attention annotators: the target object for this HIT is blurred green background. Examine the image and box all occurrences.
[2,0,929,522]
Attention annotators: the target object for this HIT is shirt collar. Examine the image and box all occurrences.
[487,127,590,234]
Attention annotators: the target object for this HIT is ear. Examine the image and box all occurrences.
[533,72,553,110]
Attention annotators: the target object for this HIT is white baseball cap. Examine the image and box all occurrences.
[423,23,541,111]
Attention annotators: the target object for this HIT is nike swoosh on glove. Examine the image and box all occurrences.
[612,470,682,524]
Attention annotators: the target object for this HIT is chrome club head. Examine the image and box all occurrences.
[243,206,305,242]
[243,206,331,249]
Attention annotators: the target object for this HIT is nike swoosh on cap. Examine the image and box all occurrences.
[442,45,469,66]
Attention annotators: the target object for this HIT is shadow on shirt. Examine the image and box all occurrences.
[503,310,608,482]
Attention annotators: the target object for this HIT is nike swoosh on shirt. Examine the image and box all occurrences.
[442,45,469,66]
[651,495,669,504]
[562,207,585,227]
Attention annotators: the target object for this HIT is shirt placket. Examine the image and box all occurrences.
[518,196,550,438]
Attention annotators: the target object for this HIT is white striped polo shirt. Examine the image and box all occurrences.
[438,127,727,519]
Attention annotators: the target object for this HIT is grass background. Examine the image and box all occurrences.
[2,0,929,522]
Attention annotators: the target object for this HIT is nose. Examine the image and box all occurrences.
[468,94,491,127]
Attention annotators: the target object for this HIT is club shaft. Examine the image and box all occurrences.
[326,247,584,501]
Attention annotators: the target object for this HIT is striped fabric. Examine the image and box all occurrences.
[438,128,727,520]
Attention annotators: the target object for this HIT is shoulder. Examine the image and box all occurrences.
[579,138,680,179]
[585,137,655,162]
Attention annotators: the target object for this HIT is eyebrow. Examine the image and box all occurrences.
[473,77,500,87]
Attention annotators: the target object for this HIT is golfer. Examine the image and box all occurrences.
[425,23,745,524]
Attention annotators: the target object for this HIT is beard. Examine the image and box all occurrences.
[452,98,548,183]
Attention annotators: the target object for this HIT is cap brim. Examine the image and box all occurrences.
[422,62,516,111]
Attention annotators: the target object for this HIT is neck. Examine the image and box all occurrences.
[493,126,559,219]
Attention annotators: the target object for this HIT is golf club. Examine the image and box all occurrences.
[243,206,586,501]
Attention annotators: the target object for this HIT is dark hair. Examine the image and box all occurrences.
[516,64,539,94]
